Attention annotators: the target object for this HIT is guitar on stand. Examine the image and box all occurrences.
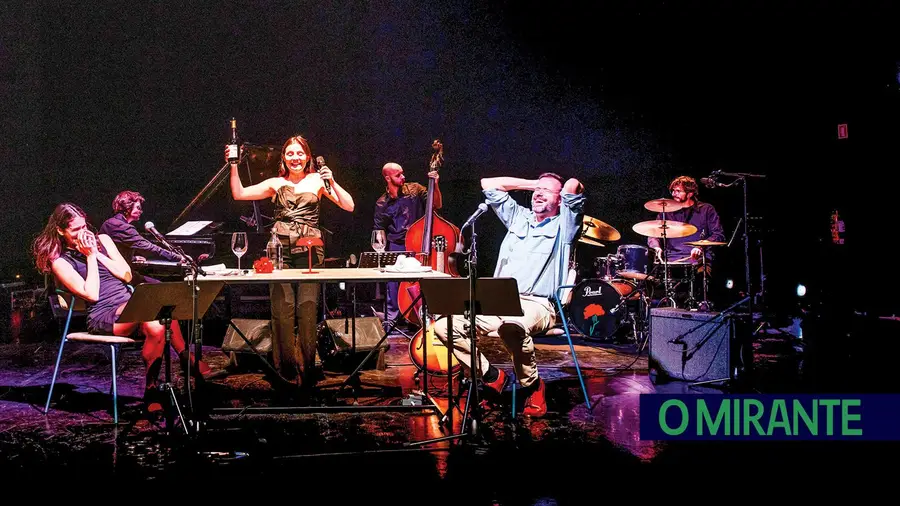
[408,236,461,377]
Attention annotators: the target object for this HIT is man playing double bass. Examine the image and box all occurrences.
[373,162,441,328]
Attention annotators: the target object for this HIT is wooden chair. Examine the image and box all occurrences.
[44,289,136,424]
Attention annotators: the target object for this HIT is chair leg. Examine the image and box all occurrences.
[46,299,76,415]
[110,344,118,424]
[554,286,591,411]
[44,336,68,414]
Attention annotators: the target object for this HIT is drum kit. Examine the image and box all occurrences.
[566,198,726,342]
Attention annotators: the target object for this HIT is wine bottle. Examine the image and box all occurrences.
[227,117,239,163]
[266,230,283,270]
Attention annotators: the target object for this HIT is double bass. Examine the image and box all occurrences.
[399,139,463,376]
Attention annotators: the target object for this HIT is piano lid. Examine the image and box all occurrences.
[169,143,283,234]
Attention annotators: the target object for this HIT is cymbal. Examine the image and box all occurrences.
[581,216,621,242]
[578,236,606,248]
[632,220,698,238]
[685,240,727,247]
[644,198,685,213]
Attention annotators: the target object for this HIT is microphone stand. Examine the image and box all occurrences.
[712,170,766,380]
[171,244,207,433]
[406,220,484,446]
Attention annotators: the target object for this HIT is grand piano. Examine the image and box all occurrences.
[131,144,281,281]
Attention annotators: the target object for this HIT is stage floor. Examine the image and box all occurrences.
[0,320,892,501]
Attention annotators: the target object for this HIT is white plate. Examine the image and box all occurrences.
[382,266,432,273]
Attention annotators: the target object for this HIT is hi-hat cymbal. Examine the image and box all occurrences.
[685,240,727,247]
[582,216,621,242]
[632,220,698,238]
[644,198,685,213]
[578,236,606,248]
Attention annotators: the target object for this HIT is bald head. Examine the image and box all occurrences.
[382,162,402,178]
[382,162,405,194]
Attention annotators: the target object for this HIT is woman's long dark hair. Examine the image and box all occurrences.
[279,135,314,177]
[32,203,88,273]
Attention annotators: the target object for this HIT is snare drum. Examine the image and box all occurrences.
[617,244,650,280]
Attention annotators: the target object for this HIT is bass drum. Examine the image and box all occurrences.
[567,278,635,341]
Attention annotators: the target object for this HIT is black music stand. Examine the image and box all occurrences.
[358,251,413,269]
[406,277,523,447]
[117,281,224,436]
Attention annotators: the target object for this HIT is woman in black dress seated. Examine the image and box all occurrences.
[32,203,210,413]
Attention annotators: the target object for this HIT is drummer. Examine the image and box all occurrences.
[648,176,725,268]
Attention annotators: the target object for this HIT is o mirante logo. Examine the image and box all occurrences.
[639,394,900,441]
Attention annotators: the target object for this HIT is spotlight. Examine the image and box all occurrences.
[726,279,734,289]
[796,284,807,297]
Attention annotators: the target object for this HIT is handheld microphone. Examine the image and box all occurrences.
[316,156,332,193]
[461,203,489,230]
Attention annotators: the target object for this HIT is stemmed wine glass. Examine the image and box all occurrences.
[371,230,386,269]
[231,232,248,270]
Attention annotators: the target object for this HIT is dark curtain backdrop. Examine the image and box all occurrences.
[2,1,898,312]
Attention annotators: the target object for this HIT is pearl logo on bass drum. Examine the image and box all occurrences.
[582,285,603,297]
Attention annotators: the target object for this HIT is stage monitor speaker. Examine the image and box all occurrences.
[221,318,273,353]
[317,316,389,371]
[649,308,735,384]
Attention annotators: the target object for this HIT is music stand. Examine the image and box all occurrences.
[406,277,523,447]
[358,251,413,269]
[117,281,224,436]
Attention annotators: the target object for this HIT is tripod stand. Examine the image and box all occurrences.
[117,280,224,436]
[405,274,523,447]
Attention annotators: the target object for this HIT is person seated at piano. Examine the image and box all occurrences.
[647,176,726,269]
[227,135,354,390]
[32,203,210,414]
[373,162,441,327]
[99,190,184,285]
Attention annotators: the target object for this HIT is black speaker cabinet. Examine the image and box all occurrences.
[649,308,736,384]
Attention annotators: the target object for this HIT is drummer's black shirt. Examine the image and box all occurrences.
[646,201,725,263]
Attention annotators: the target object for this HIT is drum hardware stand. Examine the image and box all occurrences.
[698,249,713,312]
[684,269,699,310]
[629,287,651,345]
[657,208,677,309]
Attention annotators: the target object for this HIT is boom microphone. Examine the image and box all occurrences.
[316,156,332,193]
[461,203,489,230]
[144,222,178,252]
[701,176,726,188]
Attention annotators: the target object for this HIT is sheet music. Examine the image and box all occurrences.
[167,220,213,236]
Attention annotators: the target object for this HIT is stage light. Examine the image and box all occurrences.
[726,279,734,289]
[796,284,807,297]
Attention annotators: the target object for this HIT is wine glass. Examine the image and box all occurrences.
[231,232,248,270]
[371,230,386,269]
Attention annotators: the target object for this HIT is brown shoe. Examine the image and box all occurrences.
[522,378,547,417]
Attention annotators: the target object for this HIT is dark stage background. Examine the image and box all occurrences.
[2,1,899,316]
